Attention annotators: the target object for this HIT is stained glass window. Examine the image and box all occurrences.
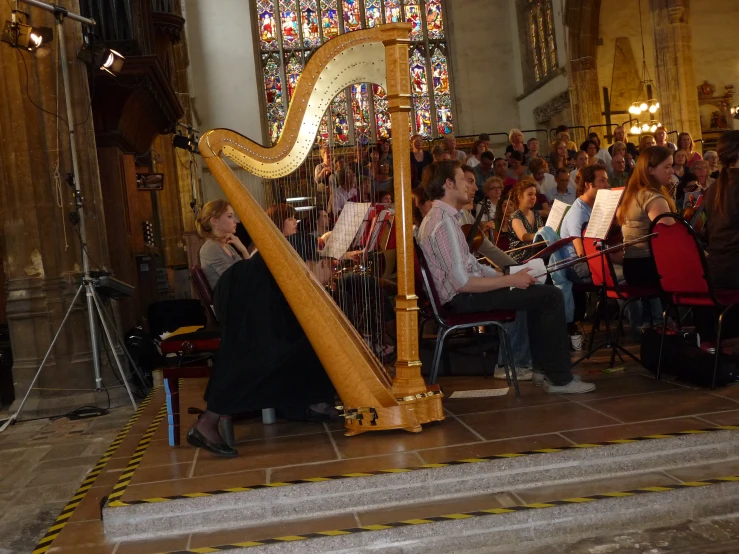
[524,0,558,84]
[257,0,454,144]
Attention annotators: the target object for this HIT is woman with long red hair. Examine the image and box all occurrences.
[616,146,676,286]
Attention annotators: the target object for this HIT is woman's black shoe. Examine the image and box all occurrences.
[187,427,238,458]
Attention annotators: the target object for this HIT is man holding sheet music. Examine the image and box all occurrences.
[418,160,595,394]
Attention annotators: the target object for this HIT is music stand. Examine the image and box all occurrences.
[0,0,146,434]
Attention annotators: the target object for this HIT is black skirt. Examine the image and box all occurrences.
[205,255,334,415]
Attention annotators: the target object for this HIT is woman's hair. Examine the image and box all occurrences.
[587,132,601,146]
[376,190,393,203]
[639,135,655,151]
[677,131,694,151]
[580,139,598,154]
[612,141,626,155]
[616,146,676,224]
[431,143,446,160]
[195,199,231,239]
[509,128,523,143]
[471,139,485,155]
[512,177,537,202]
[482,176,504,194]
[673,150,687,166]
[711,130,739,216]
[555,131,570,143]
[422,160,461,200]
[704,150,718,161]
[411,186,430,226]
[494,190,515,231]
[266,203,296,230]
[528,157,548,176]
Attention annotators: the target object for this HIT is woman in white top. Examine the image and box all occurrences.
[197,200,250,290]
[466,139,486,168]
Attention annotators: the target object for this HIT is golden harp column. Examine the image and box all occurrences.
[382,28,427,398]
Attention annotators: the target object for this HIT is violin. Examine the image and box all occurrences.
[461,197,492,253]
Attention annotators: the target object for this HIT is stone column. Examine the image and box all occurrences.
[0,1,116,413]
[650,0,702,149]
[564,0,603,137]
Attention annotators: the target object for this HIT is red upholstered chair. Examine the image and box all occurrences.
[413,241,520,397]
[650,213,739,388]
[579,228,661,368]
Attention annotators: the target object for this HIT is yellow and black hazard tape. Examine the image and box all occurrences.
[161,475,739,553]
[110,424,739,508]
[32,387,160,554]
[106,402,168,505]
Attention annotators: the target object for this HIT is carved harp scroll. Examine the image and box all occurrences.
[199,23,443,435]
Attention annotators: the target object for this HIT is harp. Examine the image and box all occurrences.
[199,23,443,435]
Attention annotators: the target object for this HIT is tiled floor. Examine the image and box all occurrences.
[30,345,739,553]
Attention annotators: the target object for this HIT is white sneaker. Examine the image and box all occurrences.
[494,366,533,381]
[532,371,545,387]
[544,375,596,394]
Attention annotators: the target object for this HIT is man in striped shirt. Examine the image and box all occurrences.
[417,161,595,394]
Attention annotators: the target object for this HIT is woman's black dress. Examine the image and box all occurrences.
[205,254,335,416]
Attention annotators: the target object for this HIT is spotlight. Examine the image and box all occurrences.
[1,11,53,51]
[78,38,125,76]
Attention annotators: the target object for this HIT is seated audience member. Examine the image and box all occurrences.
[188,239,337,457]
[611,141,635,173]
[617,146,676,287]
[704,131,739,289]
[466,139,486,168]
[549,141,572,175]
[444,133,467,162]
[377,137,394,175]
[314,145,333,191]
[356,175,373,202]
[478,132,495,156]
[506,128,529,162]
[527,138,542,160]
[376,190,393,205]
[549,167,577,205]
[432,143,451,162]
[580,139,601,166]
[587,132,613,167]
[608,126,639,160]
[654,126,677,152]
[328,168,358,216]
[529,157,556,211]
[551,125,578,152]
[198,200,250,290]
[308,207,331,248]
[677,132,702,167]
[507,150,527,181]
[569,150,589,189]
[459,166,519,270]
[473,151,496,191]
[508,179,544,263]
[410,134,433,187]
[691,159,715,190]
[417,160,594,393]
[638,134,656,154]
[477,177,504,230]
[267,203,299,239]
[672,149,696,203]
[704,150,719,179]
[609,153,629,188]
[368,146,393,193]
[494,156,518,189]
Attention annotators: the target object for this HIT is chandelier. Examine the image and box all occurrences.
[628,0,661,135]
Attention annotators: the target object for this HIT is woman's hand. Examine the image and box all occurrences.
[225,234,248,257]
[483,221,496,231]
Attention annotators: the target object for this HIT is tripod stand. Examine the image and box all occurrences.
[0,0,146,433]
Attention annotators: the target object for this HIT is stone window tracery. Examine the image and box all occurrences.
[256,0,453,144]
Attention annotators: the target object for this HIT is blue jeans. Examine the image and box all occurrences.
[496,311,533,369]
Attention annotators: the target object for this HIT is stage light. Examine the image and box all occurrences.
[1,11,53,51]
[78,39,125,76]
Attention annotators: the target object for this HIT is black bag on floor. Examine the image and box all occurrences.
[640,328,738,387]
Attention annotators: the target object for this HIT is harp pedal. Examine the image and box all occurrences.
[339,407,379,425]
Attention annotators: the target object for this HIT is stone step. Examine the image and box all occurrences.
[102,429,739,541]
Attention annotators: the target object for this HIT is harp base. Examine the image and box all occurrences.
[342,386,445,436]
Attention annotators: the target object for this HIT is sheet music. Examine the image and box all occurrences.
[365,209,389,252]
[545,200,571,233]
[322,202,372,259]
[584,189,624,239]
[510,258,547,285]
[449,388,509,398]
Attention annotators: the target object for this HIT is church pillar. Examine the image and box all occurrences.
[0,1,114,412]
[564,0,603,132]
[650,0,702,148]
